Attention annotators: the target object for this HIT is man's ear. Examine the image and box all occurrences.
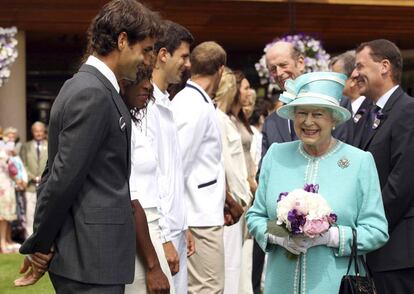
[158,47,170,63]
[218,65,225,78]
[117,32,128,51]
[380,59,391,76]
[297,55,306,73]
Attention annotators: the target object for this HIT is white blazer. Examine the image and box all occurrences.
[216,109,252,207]
[171,80,225,227]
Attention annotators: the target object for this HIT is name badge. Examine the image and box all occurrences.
[119,116,126,132]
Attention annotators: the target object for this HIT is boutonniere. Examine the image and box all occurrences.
[372,110,386,129]
[353,108,367,123]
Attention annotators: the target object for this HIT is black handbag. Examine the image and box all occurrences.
[338,229,377,294]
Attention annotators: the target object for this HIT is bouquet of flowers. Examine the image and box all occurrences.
[267,184,337,238]
[255,34,330,96]
[0,26,18,87]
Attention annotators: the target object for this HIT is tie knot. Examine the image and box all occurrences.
[372,105,381,114]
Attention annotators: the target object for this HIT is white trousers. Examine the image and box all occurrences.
[171,231,187,294]
[223,220,243,294]
[125,208,175,294]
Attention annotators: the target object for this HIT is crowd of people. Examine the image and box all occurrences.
[0,123,48,254]
[1,0,413,293]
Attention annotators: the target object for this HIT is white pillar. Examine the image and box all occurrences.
[0,30,26,142]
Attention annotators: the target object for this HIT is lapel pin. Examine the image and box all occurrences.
[372,111,385,130]
[119,116,126,132]
[353,108,366,124]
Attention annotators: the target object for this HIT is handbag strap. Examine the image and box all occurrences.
[358,255,374,279]
[345,228,360,275]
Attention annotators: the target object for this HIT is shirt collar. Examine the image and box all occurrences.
[351,96,366,117]
[186,79,213,104]
[376,85,398,109]
[152,83,171,107]
[85,55,120,93]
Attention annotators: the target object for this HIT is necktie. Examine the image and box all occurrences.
[36,141,41,161]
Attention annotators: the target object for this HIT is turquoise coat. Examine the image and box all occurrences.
[246,141,388,294]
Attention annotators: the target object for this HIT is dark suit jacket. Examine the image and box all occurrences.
[261,111,292,158]
[355,86,414,272]
[20,64,136,284]
[257,111,292,182]
[337,96,372,146]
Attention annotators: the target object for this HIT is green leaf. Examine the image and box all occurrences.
[266,220,290,237]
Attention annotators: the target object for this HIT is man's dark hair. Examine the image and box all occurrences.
[154,20,194,55]
[329,50,356,77]
[190,41,226,76]
[86,0,162,56]
[356,39,403,84]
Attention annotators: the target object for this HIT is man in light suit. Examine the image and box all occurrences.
[171,41,227,294]
[353,39,414,293]
[252,41,305,294]
[20,121,48,237]
[16,1,166,293]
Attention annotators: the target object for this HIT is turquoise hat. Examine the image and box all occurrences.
[277,72,351,125]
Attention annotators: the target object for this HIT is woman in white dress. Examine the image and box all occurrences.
[120,65,172,294]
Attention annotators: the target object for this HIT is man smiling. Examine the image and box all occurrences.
[353,39,414,294]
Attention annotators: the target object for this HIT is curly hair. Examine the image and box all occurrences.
[121,64,155,124]
[86,0,162,56]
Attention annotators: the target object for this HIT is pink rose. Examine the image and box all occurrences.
[303,218,330,238]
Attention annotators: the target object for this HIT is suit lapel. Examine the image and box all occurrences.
[362,86,404,150]
[78,64,132,176]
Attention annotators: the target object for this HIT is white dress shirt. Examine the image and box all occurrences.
[85,55,119,93]
[171,80,225,227]
[376,85,399,109]
[129,122,162,223]
[351,96,366,117]
[145,84,187,241]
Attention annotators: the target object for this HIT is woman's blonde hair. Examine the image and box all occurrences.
[214,67,236,113]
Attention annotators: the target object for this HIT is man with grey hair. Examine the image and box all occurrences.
[20,121,48,237]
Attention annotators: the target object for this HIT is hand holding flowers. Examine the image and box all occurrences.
[267,184,339,256]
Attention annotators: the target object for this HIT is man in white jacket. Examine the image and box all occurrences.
[171,41,227,294]
[148,20,194,294]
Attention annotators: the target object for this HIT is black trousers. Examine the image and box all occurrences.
[373,268,414,294]
[252,238,265,294]
[49,272,125,294]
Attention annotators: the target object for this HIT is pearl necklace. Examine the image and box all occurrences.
[299,139,342,184]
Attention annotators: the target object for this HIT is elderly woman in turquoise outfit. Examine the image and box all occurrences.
[246,72,388,294]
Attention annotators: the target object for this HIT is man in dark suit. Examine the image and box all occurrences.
[353,39,414,293]
[252,41,305,294]
[329,50,370,145]
[16,1,168,293]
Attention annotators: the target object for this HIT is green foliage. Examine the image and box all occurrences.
[0,253,54,294]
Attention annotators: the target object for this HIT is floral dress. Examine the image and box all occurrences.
[0,149,17,221]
